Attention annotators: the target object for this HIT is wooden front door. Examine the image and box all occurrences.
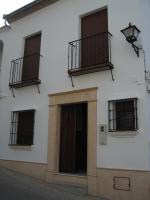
[22,33,41,82]
[59,103,87,174]
[81,9,108,67]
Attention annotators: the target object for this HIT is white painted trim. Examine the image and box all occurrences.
[11,105,38,112]
[107,96,139,101]
[108,130,139,137]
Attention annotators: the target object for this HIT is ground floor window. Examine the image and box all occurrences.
[9,109,35,145]
[108,98,138,131]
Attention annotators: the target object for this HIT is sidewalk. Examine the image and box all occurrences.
[0,167,106,200]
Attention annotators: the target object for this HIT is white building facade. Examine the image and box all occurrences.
[0,0,150,199]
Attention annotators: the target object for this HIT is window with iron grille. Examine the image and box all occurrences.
[10,110,35,145]
[108,98,138,131]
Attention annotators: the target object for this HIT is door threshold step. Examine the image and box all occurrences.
[48,181,88,196]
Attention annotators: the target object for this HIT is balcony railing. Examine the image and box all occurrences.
[68,32,113,76]
[9,53,42,88]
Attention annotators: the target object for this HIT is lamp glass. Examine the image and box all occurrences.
[123,27,134,38]
[133,27,140,38]
[121,24,140,43]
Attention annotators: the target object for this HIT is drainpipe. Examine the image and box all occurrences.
[0,42,3,98]
[3,15,8,26]
[142,50,150,93]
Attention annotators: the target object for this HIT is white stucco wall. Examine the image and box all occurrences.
[0,0,149,170]
[139,0,150,68]
[139,0,150,169]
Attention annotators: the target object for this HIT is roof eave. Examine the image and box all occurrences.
[3,0,59,24]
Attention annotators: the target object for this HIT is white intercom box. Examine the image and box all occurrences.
[98,124,107,145]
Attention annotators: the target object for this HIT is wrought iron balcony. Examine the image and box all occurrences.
[9,53,42,88]
[68,32,113,76]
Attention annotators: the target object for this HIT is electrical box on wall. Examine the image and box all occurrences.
[98,124,107,145]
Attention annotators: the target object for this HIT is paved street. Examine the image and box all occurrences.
[0,167,105,200]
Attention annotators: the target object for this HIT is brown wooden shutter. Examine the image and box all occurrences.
[81,9,108,67]
[59,105,77,173]
[22,33,41,82]
[17,110,35,145]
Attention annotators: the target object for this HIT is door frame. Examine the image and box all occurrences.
[47,87,98,195]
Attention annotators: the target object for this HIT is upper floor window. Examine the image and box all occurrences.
[68,8,113,76]
[9,110,35,146]
[108,98,138,131]
[9,32,42,89]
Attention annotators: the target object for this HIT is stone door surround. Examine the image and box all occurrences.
[47,87,98,195]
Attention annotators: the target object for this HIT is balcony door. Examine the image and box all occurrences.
[22,33,41,82]
[59,103,87,174]
[81,8,108,68]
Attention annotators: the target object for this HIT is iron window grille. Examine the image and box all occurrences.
[9,110,35,146]
[108,98,138,131]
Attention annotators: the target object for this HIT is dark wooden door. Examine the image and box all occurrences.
[59,104,87,174]
[75,104,87,173]
[22,33,41,81]
[59,105,77,173]
[81,9,108,67]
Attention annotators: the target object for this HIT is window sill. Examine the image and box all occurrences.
[9,144,35,150]
[108,130,139,137]
[9,79,41,88]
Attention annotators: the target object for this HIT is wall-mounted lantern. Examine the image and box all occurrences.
[121,23,141,57]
